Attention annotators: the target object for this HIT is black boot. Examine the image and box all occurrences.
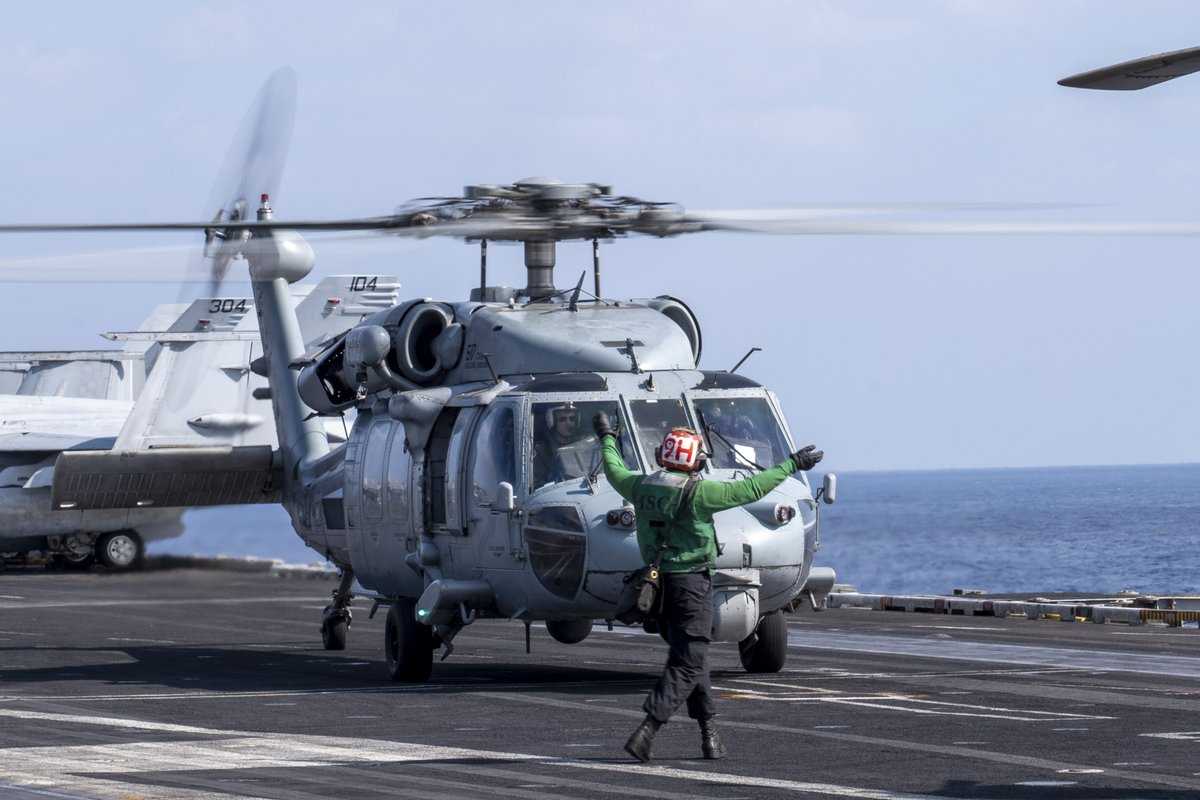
[625,715,662,762]
[700,718,726,759]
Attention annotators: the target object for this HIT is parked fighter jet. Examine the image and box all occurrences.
[0,275,397,570]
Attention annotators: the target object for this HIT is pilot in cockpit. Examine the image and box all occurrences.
[532,402,593,486]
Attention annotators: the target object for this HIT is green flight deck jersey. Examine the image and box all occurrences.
[600,436,804,573]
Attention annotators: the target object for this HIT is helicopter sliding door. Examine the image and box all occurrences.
[464,399,524,570]
[344,415,422,595]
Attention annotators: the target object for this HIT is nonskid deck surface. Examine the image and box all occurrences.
[2,568,1200,799]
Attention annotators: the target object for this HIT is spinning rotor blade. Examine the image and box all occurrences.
[667,214,1200,237]
[0,69,297,291]
[201,67,296,294]
[5,212,1200,251]
[5,175,1200,284]
[1059,44,1200,90]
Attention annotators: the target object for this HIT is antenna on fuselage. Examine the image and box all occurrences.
[730,347,761,374]
[568,271,586,312]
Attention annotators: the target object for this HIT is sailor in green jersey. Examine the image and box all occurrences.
[592,412,823,763]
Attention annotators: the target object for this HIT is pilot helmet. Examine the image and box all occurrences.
[544,402,579,430]
[656,427,706,472]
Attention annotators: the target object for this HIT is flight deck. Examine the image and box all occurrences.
[3,563,1200,799]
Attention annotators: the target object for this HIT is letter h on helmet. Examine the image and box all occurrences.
[656,427,706,472]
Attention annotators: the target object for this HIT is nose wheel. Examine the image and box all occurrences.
[384,598,433,682]
[738,610,788,673]
[321,612,349,650]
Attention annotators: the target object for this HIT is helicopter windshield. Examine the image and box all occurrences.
[692,396,790,470]
[627,398,691,462]
[530,400,635,491]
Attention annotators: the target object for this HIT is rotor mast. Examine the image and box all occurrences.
[461,178,620,301]
[523,240,556,299]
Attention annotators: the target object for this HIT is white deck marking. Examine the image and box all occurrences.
[0,596,319,610]
[0,709,949,800]
[1141,731,1200,741]
[791,696,1111,722]
[790,629,1200,678]
[715,681,1113,721]
[494,692,1200,792]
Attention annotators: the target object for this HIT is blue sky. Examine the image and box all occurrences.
[2,2,1199,471]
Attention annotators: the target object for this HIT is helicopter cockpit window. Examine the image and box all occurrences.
[530,400,635,491]
[627,398,691,464]
[469,405,516,507]
[692,396,790,470]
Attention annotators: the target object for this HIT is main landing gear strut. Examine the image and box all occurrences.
[320,568,356,651]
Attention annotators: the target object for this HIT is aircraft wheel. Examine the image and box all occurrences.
[738,610,788,673]
[545,618,593,644]
[321,613,349,651]
[384,599,432,682]
[96,530,144,571]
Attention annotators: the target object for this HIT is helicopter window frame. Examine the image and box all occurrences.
[527,394,637,494]
[361,419,392,521]
[684,389,803,482]
[443,407,479,533]
[386,421,412,524]
[624,395,695,471]
[465,398,523,514]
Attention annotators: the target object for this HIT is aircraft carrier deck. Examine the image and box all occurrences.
[3,564,1200,799]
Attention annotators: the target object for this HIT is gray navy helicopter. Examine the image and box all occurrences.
[9,175,843,682]
[197,180,839,682]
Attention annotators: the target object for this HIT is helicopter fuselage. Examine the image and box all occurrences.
[288,295,826,645]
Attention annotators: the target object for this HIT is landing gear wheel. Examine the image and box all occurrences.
[738,610,788,673]
[95,530,143,571]
[545,618,593,644]
[384,598,433,682]
[321,612,349,651]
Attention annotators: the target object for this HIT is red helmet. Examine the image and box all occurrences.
[656,427,705,472]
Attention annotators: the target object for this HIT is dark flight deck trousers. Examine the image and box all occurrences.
[644,571,716,723]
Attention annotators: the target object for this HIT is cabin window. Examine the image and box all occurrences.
[529,400,635,491]
[386,425,411,522]
[322,496,346,530]
[362,422,390,520]
[469,405,516,507]
[692,396,790,470]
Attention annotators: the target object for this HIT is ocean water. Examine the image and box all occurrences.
[816,463,1200,596]
[151,463,1200,596]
